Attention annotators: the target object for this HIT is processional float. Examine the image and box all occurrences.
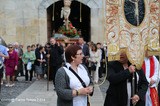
[105,0,159,105]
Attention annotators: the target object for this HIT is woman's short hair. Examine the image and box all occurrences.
[31,44,35,48]
[7,43,13,47]
[91,44,97,52]
[27,45,31,49]
[38,46,44,51]
[65,45,81,63]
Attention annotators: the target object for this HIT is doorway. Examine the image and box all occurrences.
[47,0,91,42]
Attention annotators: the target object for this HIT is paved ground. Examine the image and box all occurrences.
[0,73,109,106]
[99,74,109,98]
[99,79,109,98]
[7,79,56,106]
[6,79,106,106]
[0,76,36,106]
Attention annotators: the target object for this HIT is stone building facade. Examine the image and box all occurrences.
[0,0,105,47]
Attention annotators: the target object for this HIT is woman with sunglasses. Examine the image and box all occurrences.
[55,45,93,106]
[4,44,18,87]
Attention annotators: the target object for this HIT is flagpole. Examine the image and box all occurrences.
[132,72,135,106]
[47,48,51,91]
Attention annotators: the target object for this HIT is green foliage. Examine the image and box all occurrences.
[56,22,79,37]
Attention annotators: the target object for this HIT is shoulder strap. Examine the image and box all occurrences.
[64,65,87,88]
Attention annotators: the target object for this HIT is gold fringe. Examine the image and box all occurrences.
[52,3,55,21]
[80,1,82,22]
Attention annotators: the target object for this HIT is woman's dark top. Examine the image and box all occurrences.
[34,52,46,67]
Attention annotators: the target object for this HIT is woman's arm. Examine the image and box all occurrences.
[96,50,101,63]
[107,62,131,84]
[89,51,92,62]
[58,45,64,55]
[32,52,36,61]
[81,64,94,96]
[55,68,73,100]
[15,52,18,66]
[150,56,159,87]
[35,53,41,62]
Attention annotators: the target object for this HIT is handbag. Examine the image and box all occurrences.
[27,60,32,71]
[91,62,97,71]
[64,65,91,106]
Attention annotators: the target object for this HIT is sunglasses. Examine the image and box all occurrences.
[8,47,13,48]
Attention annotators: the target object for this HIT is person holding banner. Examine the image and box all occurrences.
[142,51,159,106]
[104,52,148,106]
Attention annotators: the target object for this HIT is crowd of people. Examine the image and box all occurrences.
[0,36,160,106]
[0,37,106,86]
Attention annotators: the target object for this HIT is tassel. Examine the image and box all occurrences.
[52,3,55,21]
[80,1,82,22]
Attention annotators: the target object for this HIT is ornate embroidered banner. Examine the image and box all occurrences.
[105,0,159,70]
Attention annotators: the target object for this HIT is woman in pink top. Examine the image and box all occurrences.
[4,44,18,87]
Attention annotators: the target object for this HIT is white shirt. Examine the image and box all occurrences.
[144,56,159,106]
[40,53,43,65]
[40,54,43,60]
[144,56,159,87]
[64,63,90,106]
[15,48,19,54]
[89,49,101,67]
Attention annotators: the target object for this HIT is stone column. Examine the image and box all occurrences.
[90,8,104,43]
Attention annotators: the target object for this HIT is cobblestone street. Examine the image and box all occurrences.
[99,78,109,98]
[0,73,109,106]
[0,77,36,106]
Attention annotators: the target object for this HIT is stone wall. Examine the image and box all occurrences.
[0,0,44,49]
[0,0,105,48]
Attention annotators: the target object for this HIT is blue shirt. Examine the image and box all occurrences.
[0,45,8,62]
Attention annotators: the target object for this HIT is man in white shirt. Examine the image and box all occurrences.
[142,51,159,106]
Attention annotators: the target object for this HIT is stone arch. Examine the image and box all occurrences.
[38,0,103,42]
[38,0,101,10]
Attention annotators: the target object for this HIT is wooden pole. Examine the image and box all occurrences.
[132,72,135,106]
[47,48,51,91]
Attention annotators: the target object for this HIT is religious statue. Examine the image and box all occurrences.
[61,0,72,30]
[129,0,139,26]
[124,0,145,26]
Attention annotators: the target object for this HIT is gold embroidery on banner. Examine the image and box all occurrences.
[152,88,158,106]
[105,0,159,69]
[108,53,120,61]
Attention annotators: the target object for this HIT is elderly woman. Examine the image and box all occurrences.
[104,52,148,106]
[89,44,101,84]
[55,45,93,106]
[22,46,36,83]
[4,44,18,87]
